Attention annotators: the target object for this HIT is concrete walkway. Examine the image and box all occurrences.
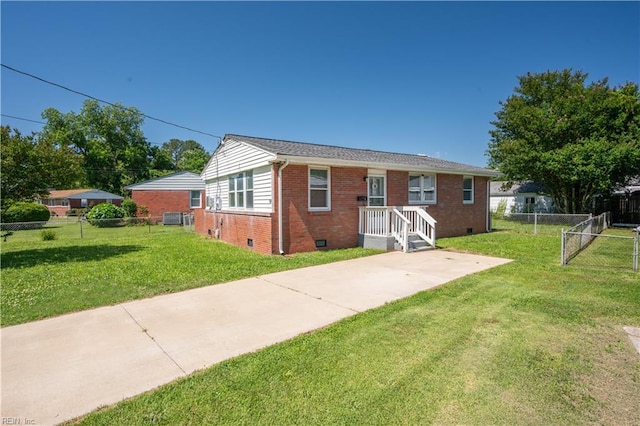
[1,250,511,425]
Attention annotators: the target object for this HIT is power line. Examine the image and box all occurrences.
[1,63,223,140]
[1,113,175,148]
[1,114,46,125]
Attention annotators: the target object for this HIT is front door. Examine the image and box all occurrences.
[368,175,386,206]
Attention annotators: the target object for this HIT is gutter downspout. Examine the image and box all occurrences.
[486,179,492,232]
[278,160,289,255]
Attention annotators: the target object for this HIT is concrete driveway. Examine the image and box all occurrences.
[1,250,511,425]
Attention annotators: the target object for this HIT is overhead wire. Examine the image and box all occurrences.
[1,113,173,148]
[1,63,223,141]
[0,114,46,125]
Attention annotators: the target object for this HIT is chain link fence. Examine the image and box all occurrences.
[562,229,638,272]
[493,212,591,235]
[0,214,196,243]
[561,213,638,272]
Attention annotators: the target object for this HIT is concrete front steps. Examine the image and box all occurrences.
[394,233,434,252]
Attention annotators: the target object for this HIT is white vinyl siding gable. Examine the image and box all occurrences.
[201,140,274,180]
[252,166,273,211]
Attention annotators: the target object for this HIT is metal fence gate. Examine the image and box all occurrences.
[562,217,638,272]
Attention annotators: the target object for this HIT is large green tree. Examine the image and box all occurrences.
[161,138,210,173]
[0,126,83,204]
[41,99,153,195]
[488,69,640,213]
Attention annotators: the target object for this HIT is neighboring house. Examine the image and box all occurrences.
[196,134,499,255]
[490,181,553,215]
[38,189,123,216]
[125,171,205,220]
[610,180,640,225]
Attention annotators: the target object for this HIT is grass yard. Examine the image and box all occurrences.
[492,216,570,235]
[67,228,640,425]
[1,223,381,326]
[567,227,639,272]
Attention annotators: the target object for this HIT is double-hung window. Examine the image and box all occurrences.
[524,196,536,213]
[309,167,330,211]
[408,174,436,204]
[229,171,253,209]
[190,190,202,208]
[463,176,474,204]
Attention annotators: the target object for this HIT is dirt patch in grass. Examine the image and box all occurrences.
[581,324,640,424]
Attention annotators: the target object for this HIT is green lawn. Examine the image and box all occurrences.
[66,229,639,425]
[1,223,380,326]
[567,227,638,272]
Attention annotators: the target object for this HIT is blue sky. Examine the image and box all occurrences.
[2,1,638,167]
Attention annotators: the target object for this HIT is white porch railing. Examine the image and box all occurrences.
[391,208,411,251]
[358,206,437,252]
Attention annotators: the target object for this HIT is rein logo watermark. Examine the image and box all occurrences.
[1,418,35,425]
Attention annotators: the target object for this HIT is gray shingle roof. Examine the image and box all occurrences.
[66,189,124,200]
[224,134,497,175]
[125,171,205,190]
[490,181,546,196]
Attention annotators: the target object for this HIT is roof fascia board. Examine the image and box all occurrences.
[271,155,500,177]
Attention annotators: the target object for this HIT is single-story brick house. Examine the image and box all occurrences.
[125,171,205,220]
[38,189,123,217]
[196,134,500,255]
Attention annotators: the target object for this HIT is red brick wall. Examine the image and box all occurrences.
[46,206,68,217]
[196,209,275,254]
[131,190,202,218]
[46,198,123,217]
[385,172,490,238]
[195,166,490,255]
[387,170,407,206]
[280,164,368,253]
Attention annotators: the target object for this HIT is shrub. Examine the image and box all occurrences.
[86,203,125,227]
[66,208,87,217]
[1,202,50,229]
[41,229,58,241]
[492,199,508,219]
[122,199,138,217]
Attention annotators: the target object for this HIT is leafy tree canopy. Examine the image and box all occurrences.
[40,99,153,195]
[487,69,640,213]
[1,126,83,205]
[161,139,210,173]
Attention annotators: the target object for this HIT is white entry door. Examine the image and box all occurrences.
[368,175,386,206]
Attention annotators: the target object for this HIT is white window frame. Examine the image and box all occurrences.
[190,190,202,208]
[367,174,386,206]
[308,166,331,211]
[408,174,437,204]
[463,176,474,204]
[228,170,254,209]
